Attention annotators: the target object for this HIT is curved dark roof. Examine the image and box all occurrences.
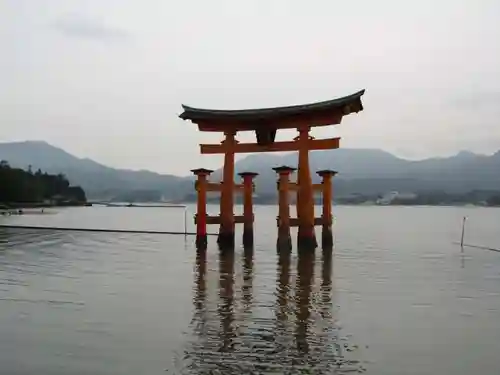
[179,89,365,121]
[272,165,297,172]
[316,169,338,176]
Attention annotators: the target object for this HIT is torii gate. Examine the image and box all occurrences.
[180,90,365,251]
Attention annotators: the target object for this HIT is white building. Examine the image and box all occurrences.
[376,191,417,205]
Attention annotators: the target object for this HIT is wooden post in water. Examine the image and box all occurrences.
[274,166,296,252]
[238,172,258,248]
[191,168,213,249]
[460,216,467,252]
[296,127,317,251]
[218,131,237,250]
[316,170,337,249]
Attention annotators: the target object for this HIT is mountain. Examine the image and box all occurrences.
[1,141,499,200]
[210,149,410,195]
[214,148,500,196]
[0,141,190,200]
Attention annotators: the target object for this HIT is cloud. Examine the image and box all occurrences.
[52,14,130,41]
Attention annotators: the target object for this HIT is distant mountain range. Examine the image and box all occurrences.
[212,148,500,197]
[0,141,190,200]
[0,141,499,200]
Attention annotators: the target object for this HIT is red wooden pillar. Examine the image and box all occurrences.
[191,168,213,249]
[273,166,296,252]
[218,131,237,249]
[296,127,317,251]
[316,170,337,249]
[238,172,258,248]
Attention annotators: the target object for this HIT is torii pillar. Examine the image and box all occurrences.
[191,168,213,250]
[217,130,237,249]
[296,127,317,251]
[316,170,337,249]
[238,171,258,248]
[273,166,296,252]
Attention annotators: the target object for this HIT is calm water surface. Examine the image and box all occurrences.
[1,205,499,374]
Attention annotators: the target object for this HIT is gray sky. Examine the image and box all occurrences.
[1,0,499,175]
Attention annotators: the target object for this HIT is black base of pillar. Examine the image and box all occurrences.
[195,234,207,250]
[321,226,333,249]
[217,231,235,251]
[297,232,317,253]
[276,233,292,253]
[242,228,254,249]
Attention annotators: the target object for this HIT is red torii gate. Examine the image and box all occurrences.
[180,90,365,251]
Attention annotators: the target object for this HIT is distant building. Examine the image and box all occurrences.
[376,191,417,205]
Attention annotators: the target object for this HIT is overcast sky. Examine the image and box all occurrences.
[1,0,499,175]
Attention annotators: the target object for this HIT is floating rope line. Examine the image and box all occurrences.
[91,204,187,208]
[0,225,217,236]
[453,241,500,253]
[455,216,500,253]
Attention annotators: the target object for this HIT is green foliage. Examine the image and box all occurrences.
[0,160,86,204]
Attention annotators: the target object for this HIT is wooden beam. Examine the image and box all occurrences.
[200,137,340,155]
[289,217,324,227]
[197,215,246,225]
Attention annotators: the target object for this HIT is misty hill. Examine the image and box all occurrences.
[1,141,499,200]
[214,148,500,196]
[0,141,190,200]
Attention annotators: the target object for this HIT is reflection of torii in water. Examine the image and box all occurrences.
[181,249,365,374]
[218,250,235,352]
[181,250,241,373]
[275,250,365,373]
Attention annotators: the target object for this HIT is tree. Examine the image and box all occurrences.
[0,161,87,205]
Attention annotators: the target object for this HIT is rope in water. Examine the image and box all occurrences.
[0,225,217,236]
[454,241,500,253]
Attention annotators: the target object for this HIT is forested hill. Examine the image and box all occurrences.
[0,160,86,206]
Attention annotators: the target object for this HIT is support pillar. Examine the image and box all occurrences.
[218,131,237,250]
[296,127,317,251]
[317,170,337,249]
[191,168,213,250]
[238,172,258,248]
[273,166,295,252]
